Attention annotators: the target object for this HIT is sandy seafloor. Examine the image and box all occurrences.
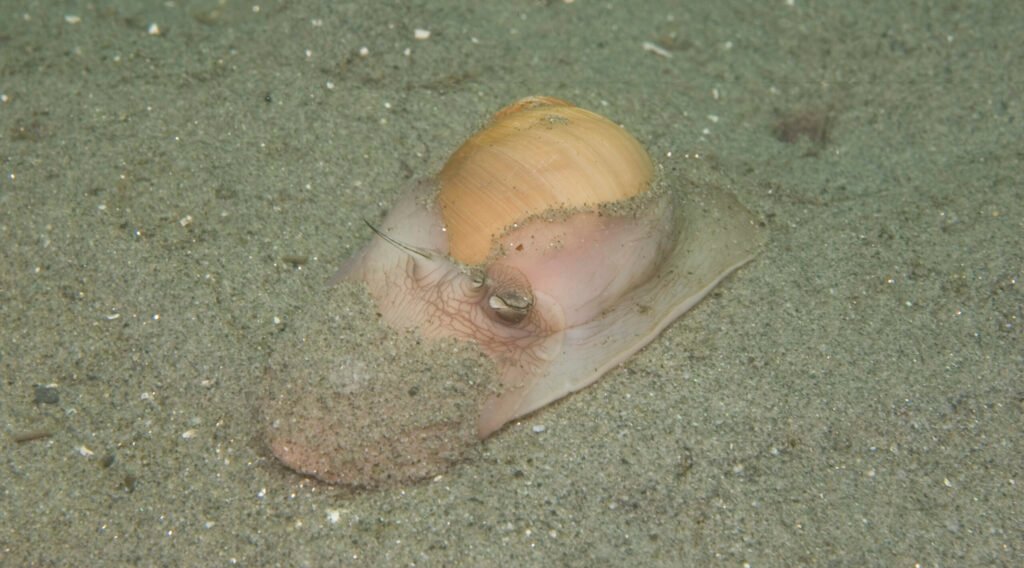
[1,0,1021,565]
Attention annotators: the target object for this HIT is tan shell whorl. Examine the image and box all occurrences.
[437,96,654,265]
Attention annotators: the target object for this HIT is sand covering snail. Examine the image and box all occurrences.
[262,96,761,487]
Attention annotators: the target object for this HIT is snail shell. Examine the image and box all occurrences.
[438,96,654,264]
[263,96,761,487]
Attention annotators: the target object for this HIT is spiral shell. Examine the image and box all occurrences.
[437,96,655,264]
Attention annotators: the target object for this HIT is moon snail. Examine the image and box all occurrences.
[262,96,762,487]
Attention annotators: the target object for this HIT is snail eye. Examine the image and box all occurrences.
[469,272,486,288]
[479,264,534,325]
[487,290,532,324]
